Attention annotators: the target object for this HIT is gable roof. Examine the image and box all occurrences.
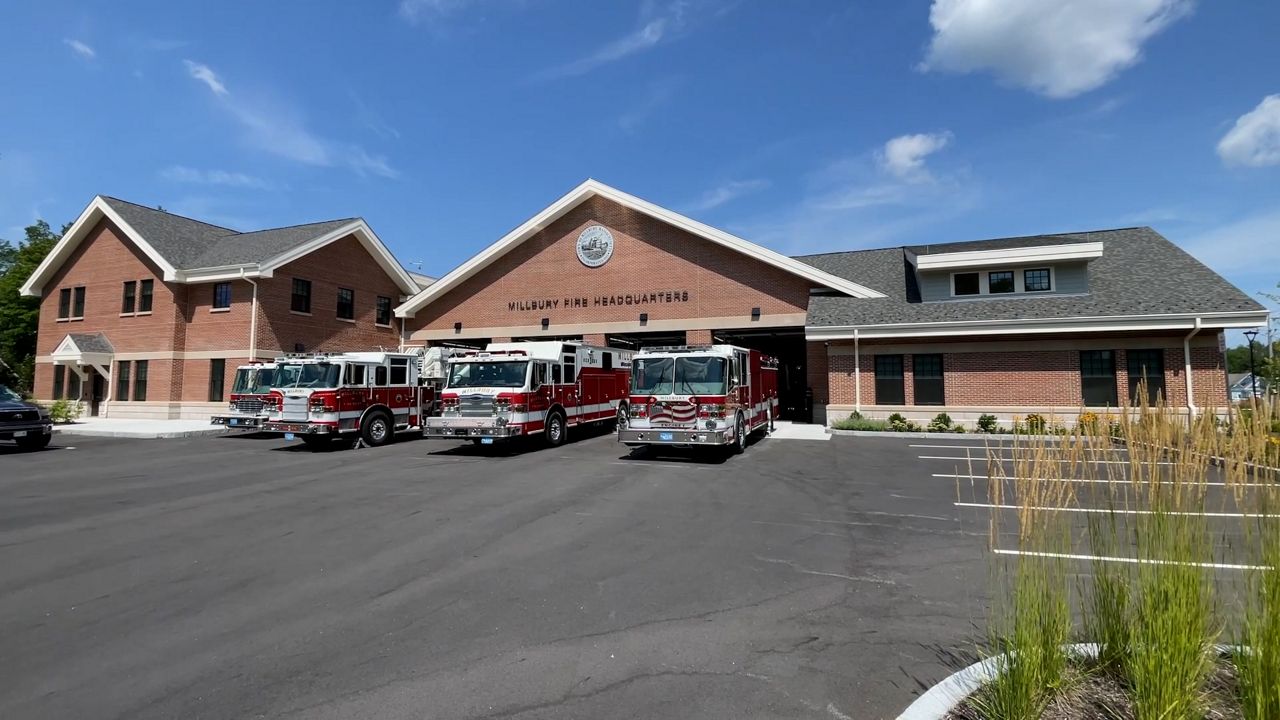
[63,332,114,355]
[395,179,885,318]
[800,227,1269,338]
[20,196,417,296]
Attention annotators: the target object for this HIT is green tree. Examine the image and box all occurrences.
[0,220,68,392]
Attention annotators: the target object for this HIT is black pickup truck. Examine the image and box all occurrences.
[0,385,53,451]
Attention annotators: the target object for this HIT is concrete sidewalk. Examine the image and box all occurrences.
[766,420,831,441]
[52,417,232,439]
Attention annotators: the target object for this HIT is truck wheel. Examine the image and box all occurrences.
[16,433,51,451]
[362,411,394,447]
[545,410,567,447]
[731,413,746,454]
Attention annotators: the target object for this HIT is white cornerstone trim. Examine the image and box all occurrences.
[395,178,886,318]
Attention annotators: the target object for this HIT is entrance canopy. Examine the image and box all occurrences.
[51,332,114,380]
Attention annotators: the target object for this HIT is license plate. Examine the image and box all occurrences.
[284,432,296,441]
[659,432,674,441]
[229,419,239,426]
[481,437,494,445]
[13,430,26,438]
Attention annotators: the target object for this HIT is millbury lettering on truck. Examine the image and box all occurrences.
[507,291,689,312]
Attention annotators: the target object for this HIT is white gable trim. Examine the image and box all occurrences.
[254,219,419,295]
[19,196,180,296]
[912,242,1105,271]
[395,179,885,318]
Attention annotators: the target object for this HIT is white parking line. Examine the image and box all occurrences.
[956,502,1278,518]
[992,548,1270,571]
[933,472,1254,488]
[919,455,1172,464]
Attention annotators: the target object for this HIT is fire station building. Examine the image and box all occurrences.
[21,196,420,419]
[395,180,1269,424]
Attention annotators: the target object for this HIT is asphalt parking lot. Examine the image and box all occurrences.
[0,429,1017,720]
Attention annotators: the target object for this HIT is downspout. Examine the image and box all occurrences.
[854,328,862,414]
[1183,317,1201,418]
[241,269,258,361]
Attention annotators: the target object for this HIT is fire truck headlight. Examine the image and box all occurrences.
[228,401,238,412]
[698,403,726,418]
[495,416,507,427]
[705,419,717,430]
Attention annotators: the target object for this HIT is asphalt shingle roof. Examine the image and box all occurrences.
[796,227,1265,328]
[67,332,114,354]
[100,197,357,271]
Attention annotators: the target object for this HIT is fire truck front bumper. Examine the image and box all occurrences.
[211,414,268,429]
[262,421,335,435]
[618,425,735,446]
[423,417,524,440]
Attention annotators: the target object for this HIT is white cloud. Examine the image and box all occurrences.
[159,166,271,190]
[63,38,96,60]
[183,60,227,96]
[1217,95,1280,168]
[399,0,476,23]
[538,2,687,79]
[1179,210,1280,278]
[877,132,952,181]
[920,0,1192,99]
[688,179,769,212]
[181,60,398,179]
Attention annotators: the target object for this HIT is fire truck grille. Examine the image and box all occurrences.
[459,395,495,417]
[234,398,264,414]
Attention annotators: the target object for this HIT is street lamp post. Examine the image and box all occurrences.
[1244,328,1260,403]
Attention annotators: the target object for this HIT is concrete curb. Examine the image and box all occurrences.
[52,426,230,439]
[827,429,1064,441]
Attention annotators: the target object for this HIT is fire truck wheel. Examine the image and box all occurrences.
[361,410,395,447]
[732,413,746,454]
[545,410,567,447]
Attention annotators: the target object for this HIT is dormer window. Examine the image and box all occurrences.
[988,271,1015,294]
[1024,268,1051,292]
[953,272,980,296]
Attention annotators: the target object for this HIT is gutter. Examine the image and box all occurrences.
[854,328,862,414]
[1183,317,1201,417]
[241,269,259,361]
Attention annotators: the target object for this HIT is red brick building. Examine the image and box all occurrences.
[21,196,419,419]
[396,180,1269,425]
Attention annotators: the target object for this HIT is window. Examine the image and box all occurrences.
[376,296,392,326]
[122,281,137,314]
[213,282,232,309]
[1127,349,1165,405]
[1024,268,1051,292]
[532,362,548,388]
[208,359,226,402]
[1080,350,1117,407]
[953,272,980,296]
[133,360,149,401]
[116,361,131,401]
[345,364,367,386]
[72,286,86,318]
[138,280,153,313]
[337,288,355,320]
[389,357,409,385]
[874,355,905,405]
[988,271,1015,294]
[602,352,613,371]
[551,363,562,384]
[68,370,82,400]
[374,365,388,386]
[563,354,577,385]
[53,365,65,400]
[913,354,945,406]
[58,288,72,319]
[291,278,312,313]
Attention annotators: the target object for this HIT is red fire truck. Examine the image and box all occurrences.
[617,345,778,453]
[424,341,632,446]
[210,362,278,430]
[261,348,450,449]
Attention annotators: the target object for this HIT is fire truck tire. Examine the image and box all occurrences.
[731,413,746,454]
[545,410,567,447]
[361,410,395,447]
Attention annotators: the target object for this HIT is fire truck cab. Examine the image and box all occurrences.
[424,341,632,446]
[261,349,448,449]
[210,362,278,430]
[618,345,778,452]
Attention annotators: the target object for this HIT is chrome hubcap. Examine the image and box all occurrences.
[550,418,562,440]
[371,420,387,440]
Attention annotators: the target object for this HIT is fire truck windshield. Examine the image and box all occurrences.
[275,362,342,389]
[447,361,528,388]
[631,356,727,395]
[231,368,254,394]
[231,367,277,395]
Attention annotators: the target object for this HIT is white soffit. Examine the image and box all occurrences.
[913,242,1105,271]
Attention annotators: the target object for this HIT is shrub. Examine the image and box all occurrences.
[887,412,906,425]
[1023,413,1047,434]
[927,412,953,433]
[831,415,889,431]
[886,412,920,432]
[48,399,82,424]
[977,414,999,434]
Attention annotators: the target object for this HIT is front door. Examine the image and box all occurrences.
[90,371,105,417]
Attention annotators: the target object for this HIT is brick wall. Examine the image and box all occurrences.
[406,195,815,337]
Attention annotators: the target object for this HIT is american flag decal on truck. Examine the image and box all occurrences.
[648,401,698,425]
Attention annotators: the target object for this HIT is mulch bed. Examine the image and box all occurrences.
[946,659,1242,720]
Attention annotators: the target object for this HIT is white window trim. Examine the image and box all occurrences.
[950,267,1055,297]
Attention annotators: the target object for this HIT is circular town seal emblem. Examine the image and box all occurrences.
[576,225,615,268]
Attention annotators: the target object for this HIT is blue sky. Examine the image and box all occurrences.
[2,1,1277,332]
